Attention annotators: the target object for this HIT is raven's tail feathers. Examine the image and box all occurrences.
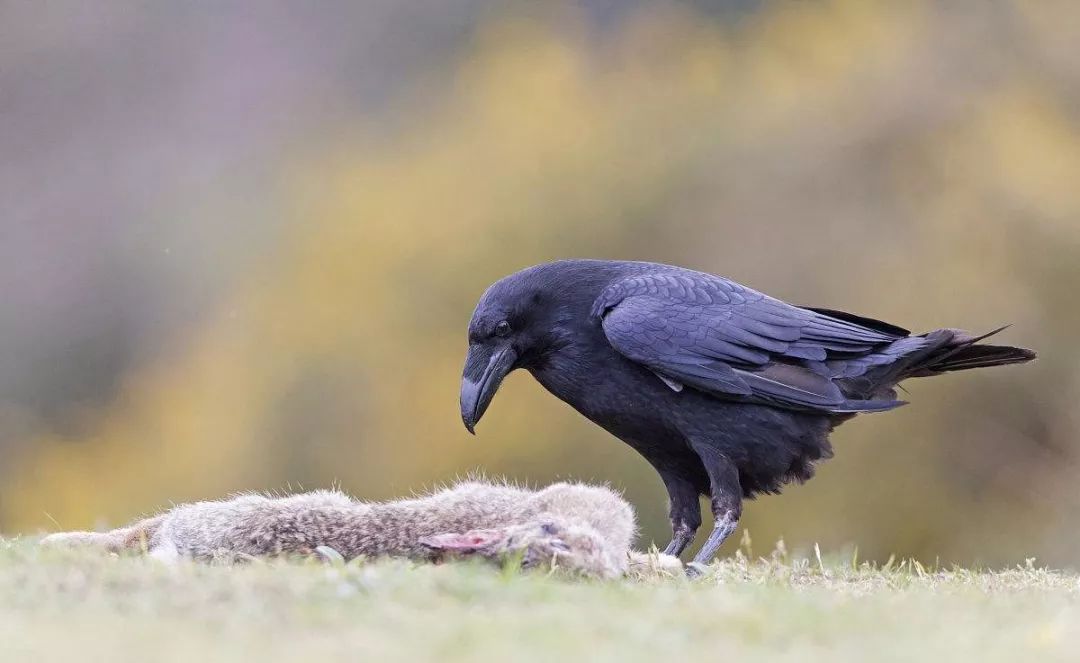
[830,326,1034,414]
[905,327,1037,378]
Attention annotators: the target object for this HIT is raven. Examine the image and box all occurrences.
[460,260,1035,567]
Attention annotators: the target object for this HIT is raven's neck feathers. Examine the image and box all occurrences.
[520,261,643,403]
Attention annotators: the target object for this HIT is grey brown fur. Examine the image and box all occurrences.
[40,481,681,579]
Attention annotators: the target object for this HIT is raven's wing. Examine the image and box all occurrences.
[592,270,912,412]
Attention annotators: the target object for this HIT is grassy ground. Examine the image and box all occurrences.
[1,538,1077,663]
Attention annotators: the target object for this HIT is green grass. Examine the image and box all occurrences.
[1,538,1077,663]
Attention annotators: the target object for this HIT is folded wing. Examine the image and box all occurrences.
[593,269,913,413]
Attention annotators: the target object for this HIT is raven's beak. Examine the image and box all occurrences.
[460,343,518,434]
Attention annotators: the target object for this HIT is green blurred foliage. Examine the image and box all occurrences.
[5,1,1080,566]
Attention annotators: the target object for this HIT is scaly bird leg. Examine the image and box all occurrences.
[658,470,701,557]
[686,441,742,576]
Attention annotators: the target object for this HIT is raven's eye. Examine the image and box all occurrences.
[494,320,511,338]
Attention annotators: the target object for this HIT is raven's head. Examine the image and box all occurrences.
[460,264,591,434]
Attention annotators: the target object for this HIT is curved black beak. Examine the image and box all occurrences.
[460,342,518,434]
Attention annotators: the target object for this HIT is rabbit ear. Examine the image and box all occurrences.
[419,529,504,554]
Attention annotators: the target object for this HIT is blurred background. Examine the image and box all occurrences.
[2,0,1078,567]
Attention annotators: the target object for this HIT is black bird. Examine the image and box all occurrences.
[459,260,1036,567]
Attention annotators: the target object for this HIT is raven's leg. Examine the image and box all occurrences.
[687,440,742,569]
[658,470,701,557]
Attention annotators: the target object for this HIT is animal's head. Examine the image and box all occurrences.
[460,261,609,433]
[419,519,623,579]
